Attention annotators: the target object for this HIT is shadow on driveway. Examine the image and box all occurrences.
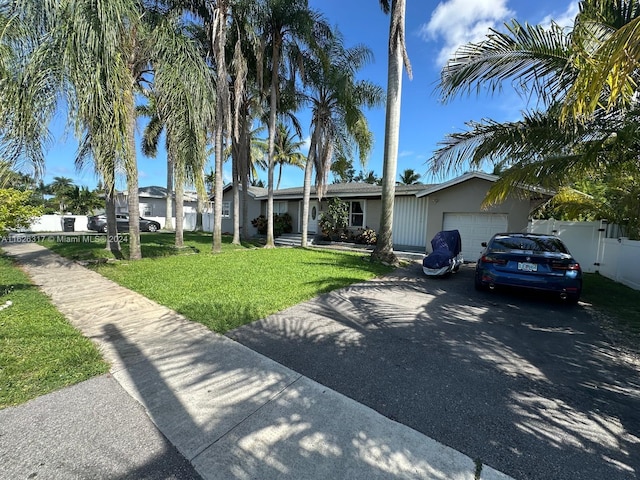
[228,262,640,480]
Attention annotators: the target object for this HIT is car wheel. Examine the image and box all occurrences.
[565,292,581,304]
[474,275,487,291]
[101,225,108,233]
[147,224,158,233]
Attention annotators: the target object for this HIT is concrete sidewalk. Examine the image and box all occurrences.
[1,242,513,480]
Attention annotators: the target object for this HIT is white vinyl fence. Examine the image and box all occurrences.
[528,219,640,290]
[26,214,204,233]
[27,214,89,232]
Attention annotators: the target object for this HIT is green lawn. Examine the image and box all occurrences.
[0,255,109,409]
[582,272,640,333]
[45,232,393,333]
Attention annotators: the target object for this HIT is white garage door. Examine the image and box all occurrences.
[442,213,508,261]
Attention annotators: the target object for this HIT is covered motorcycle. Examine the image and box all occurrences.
[422,229,463,276]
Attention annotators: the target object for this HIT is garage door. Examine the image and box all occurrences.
[442,213,508,261]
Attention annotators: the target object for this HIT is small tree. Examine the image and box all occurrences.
[318,197,349,240]
[0,189,43,235]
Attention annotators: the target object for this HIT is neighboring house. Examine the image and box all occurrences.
[218,185,268,236]
[224,172,549,258]
[115,186,199,218]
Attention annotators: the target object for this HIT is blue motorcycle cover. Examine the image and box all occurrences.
[422,230,462,269]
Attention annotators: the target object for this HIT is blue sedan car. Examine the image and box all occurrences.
[474,233,582,303]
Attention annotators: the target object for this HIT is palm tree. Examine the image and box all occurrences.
[273,122,305,189]
[43,0,213,258]
[48,176,74,213]
[564,0,640,119]
[372,0,412,266]
[398,168,421,185]
[67,185,102,214]
[0,2,54,181]
[299,31,383,246]
[431,1,640,206]
[256,0,327,248]
[138,97,174,231]
[138,12,213,248]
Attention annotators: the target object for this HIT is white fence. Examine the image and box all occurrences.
[528,219,640,290]
[28,214,89,232]
[26,214,204,233]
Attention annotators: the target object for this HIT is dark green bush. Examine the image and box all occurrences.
[251,213,292,236]
[319,198,349,240]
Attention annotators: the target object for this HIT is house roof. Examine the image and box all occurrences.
[118,186,199,202]
[415,171,498,198]
[219,184,268,199]
[254,182,431,200]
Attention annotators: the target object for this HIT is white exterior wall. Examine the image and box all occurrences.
[392,196,428,249]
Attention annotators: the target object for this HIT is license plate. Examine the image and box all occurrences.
[518,262,537,272]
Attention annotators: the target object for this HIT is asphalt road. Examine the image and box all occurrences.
[228,261,640,480]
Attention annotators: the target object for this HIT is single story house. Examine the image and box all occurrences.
[220,172,550,259]
[115,186,199,218]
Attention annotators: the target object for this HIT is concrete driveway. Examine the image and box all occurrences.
[228,261,640,480]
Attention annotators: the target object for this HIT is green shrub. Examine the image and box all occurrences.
[251,213,292,236]
[319,198,349,240]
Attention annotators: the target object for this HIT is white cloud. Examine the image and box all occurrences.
[539,1,579,30]
[419,0,515,66]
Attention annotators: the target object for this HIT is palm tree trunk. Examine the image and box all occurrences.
[372,0,406,266]
[301,130,318,247]
[212,2,229,254]
[126,91,142,260]
[240,113,251,241]
[104,182,122,259]
[265,34,282,249]
[195,194,204,232]
[164,158,174,230]
[232,145,241,245]
[175,168,184,248]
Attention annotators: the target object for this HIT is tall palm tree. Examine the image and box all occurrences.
[372,0,412,266]
[45,0,213,258]
[142,10,213,248]
[299,31,383,246]
[398,168,421,185]
[256,0,327,248]
[145,7,211,247]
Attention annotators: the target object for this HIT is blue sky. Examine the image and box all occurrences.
[40,0,579,191]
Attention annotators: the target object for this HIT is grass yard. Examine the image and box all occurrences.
[45,232,393,333]
[582,272,640,334]
[0,255,109,409]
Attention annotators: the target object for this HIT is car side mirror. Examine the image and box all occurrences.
[481,242,487,247]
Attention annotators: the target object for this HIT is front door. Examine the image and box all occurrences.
[307,201,319,233]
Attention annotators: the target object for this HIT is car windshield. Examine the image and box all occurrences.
[490,236,569,254]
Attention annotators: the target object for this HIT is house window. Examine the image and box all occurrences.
[349,201,364,227]
[222,201,230,218]
[141,204,152,216]
[274,201,288,215]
